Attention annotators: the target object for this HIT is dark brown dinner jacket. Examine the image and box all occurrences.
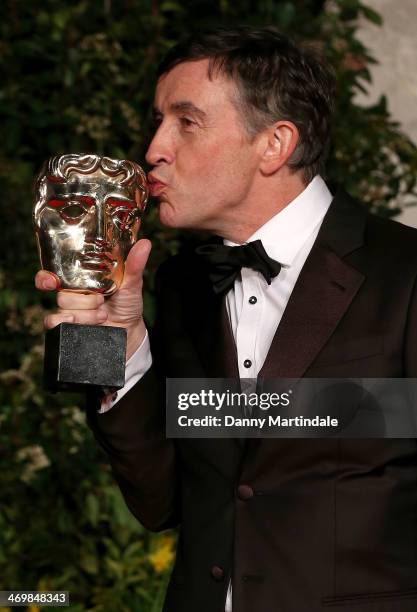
[87,189,417,612]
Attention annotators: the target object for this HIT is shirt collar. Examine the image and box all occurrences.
[224,175,333,267]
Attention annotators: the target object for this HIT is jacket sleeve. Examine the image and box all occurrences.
[85,264,181,533]
[404,271,417,377]
[86,368,180,532]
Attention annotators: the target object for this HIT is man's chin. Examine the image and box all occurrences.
[158,200,206,231]
[158,201,179,228]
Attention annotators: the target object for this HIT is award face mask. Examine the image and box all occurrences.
[34,154,148,295]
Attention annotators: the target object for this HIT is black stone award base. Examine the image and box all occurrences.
[44,323,126,392]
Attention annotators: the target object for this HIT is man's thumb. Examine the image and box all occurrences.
[122,239,152,288]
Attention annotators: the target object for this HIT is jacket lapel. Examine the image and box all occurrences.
[258,244,365,378]
[185,248,243,454]
[259,189,367,379]
[201,294,239,379]
[185,234,239,379]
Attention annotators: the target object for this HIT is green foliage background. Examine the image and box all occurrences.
[0,1,416,610]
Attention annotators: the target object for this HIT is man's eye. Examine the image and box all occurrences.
[180,117,196,128]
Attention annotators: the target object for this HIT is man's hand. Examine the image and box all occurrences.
[35,239,152,361]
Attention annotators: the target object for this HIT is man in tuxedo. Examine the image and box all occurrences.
[36,27,417,612]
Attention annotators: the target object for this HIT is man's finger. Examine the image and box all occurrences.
[44,309,108,329]
[57,292,105,311]
[121,239,152,291]
[35,270,60,291]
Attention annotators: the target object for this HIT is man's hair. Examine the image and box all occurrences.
[158,27,336,182]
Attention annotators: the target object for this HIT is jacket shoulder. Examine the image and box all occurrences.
[365,210,417,262]
[331,188,417,264]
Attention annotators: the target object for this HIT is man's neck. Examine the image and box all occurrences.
[217,173,309,243]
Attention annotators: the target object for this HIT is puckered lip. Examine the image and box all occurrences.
[147,173,167,196]
[147,172,167,185]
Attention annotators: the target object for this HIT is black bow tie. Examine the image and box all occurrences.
[195,239,282,295]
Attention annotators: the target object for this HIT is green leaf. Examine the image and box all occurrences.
[79,552,99,575]
[361,6,383,26]
[161,1,185,12]
[86,493,100,527]
[105,558,124,579]
[150,570,171,612]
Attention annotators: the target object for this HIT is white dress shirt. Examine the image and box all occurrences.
[100,175,333,611]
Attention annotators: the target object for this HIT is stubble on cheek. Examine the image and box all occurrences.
[157,199,176,227]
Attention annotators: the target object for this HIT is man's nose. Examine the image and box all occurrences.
[145,123,175,166]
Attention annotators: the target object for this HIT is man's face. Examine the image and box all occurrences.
[35,170,144,294]
[146,60,262,235]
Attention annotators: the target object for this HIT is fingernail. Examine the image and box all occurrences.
[42,279,56,290]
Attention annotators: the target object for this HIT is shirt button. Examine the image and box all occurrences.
[243,359,252,368]
[210,565,225,581]
[249,296,257,304]
[237,484,254,500]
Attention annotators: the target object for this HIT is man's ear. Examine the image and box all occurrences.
[259,121,299,176]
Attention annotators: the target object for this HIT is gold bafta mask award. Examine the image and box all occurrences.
[33,154,148,391]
